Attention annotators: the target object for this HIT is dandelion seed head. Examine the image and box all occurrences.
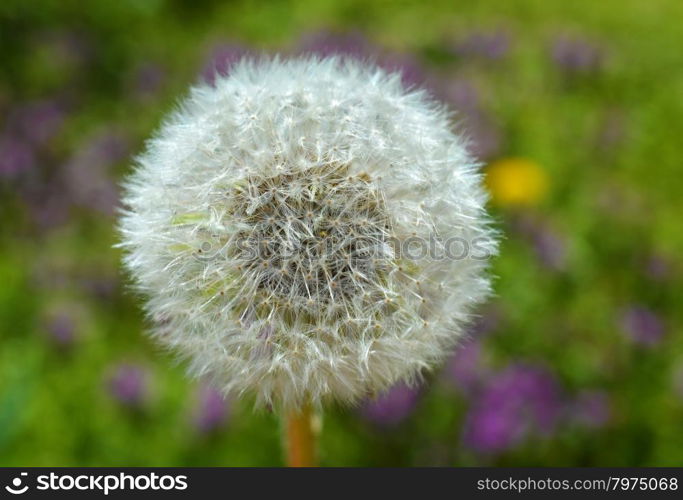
[119,56,497,410]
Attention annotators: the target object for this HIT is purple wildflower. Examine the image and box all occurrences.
[444,78,480,113]
[644,253,672,282]
[63,131,128,214]
[24,188,71,229]
[446,339,485,393]
[194,385,230,433]
[451,30,511,60]
[462,364,563,453]
[298,31,425,88]
[360,383,421,427]
[378,53,425,88]
[39,30,94,68]
[201,43,250,85]
[464,117,501,160]
[296,31,370,59]
[595,109,626,152]
[45,312,76,348]
[12,100,66,146]
[619,306,665,347]
[131,62,166,99]
[79,274,119,301]
[441,78,501,159]
[532,227,567,271]
[445,308,501,392]
[0,135,34,178]
[510,214,567,271]
[107,363,150,409]
[551,36,603,73]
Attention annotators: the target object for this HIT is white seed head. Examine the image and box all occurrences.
[119,56,497,410]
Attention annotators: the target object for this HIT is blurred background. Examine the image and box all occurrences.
[1,0,682,466]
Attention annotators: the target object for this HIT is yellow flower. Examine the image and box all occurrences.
[485,158,549,206]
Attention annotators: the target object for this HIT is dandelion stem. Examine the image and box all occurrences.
[285,404,317,467]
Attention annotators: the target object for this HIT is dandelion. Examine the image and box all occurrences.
[119,56,497,465]
[485,158,548,207]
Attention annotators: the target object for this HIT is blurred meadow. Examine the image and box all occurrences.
[1,0,683,466]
